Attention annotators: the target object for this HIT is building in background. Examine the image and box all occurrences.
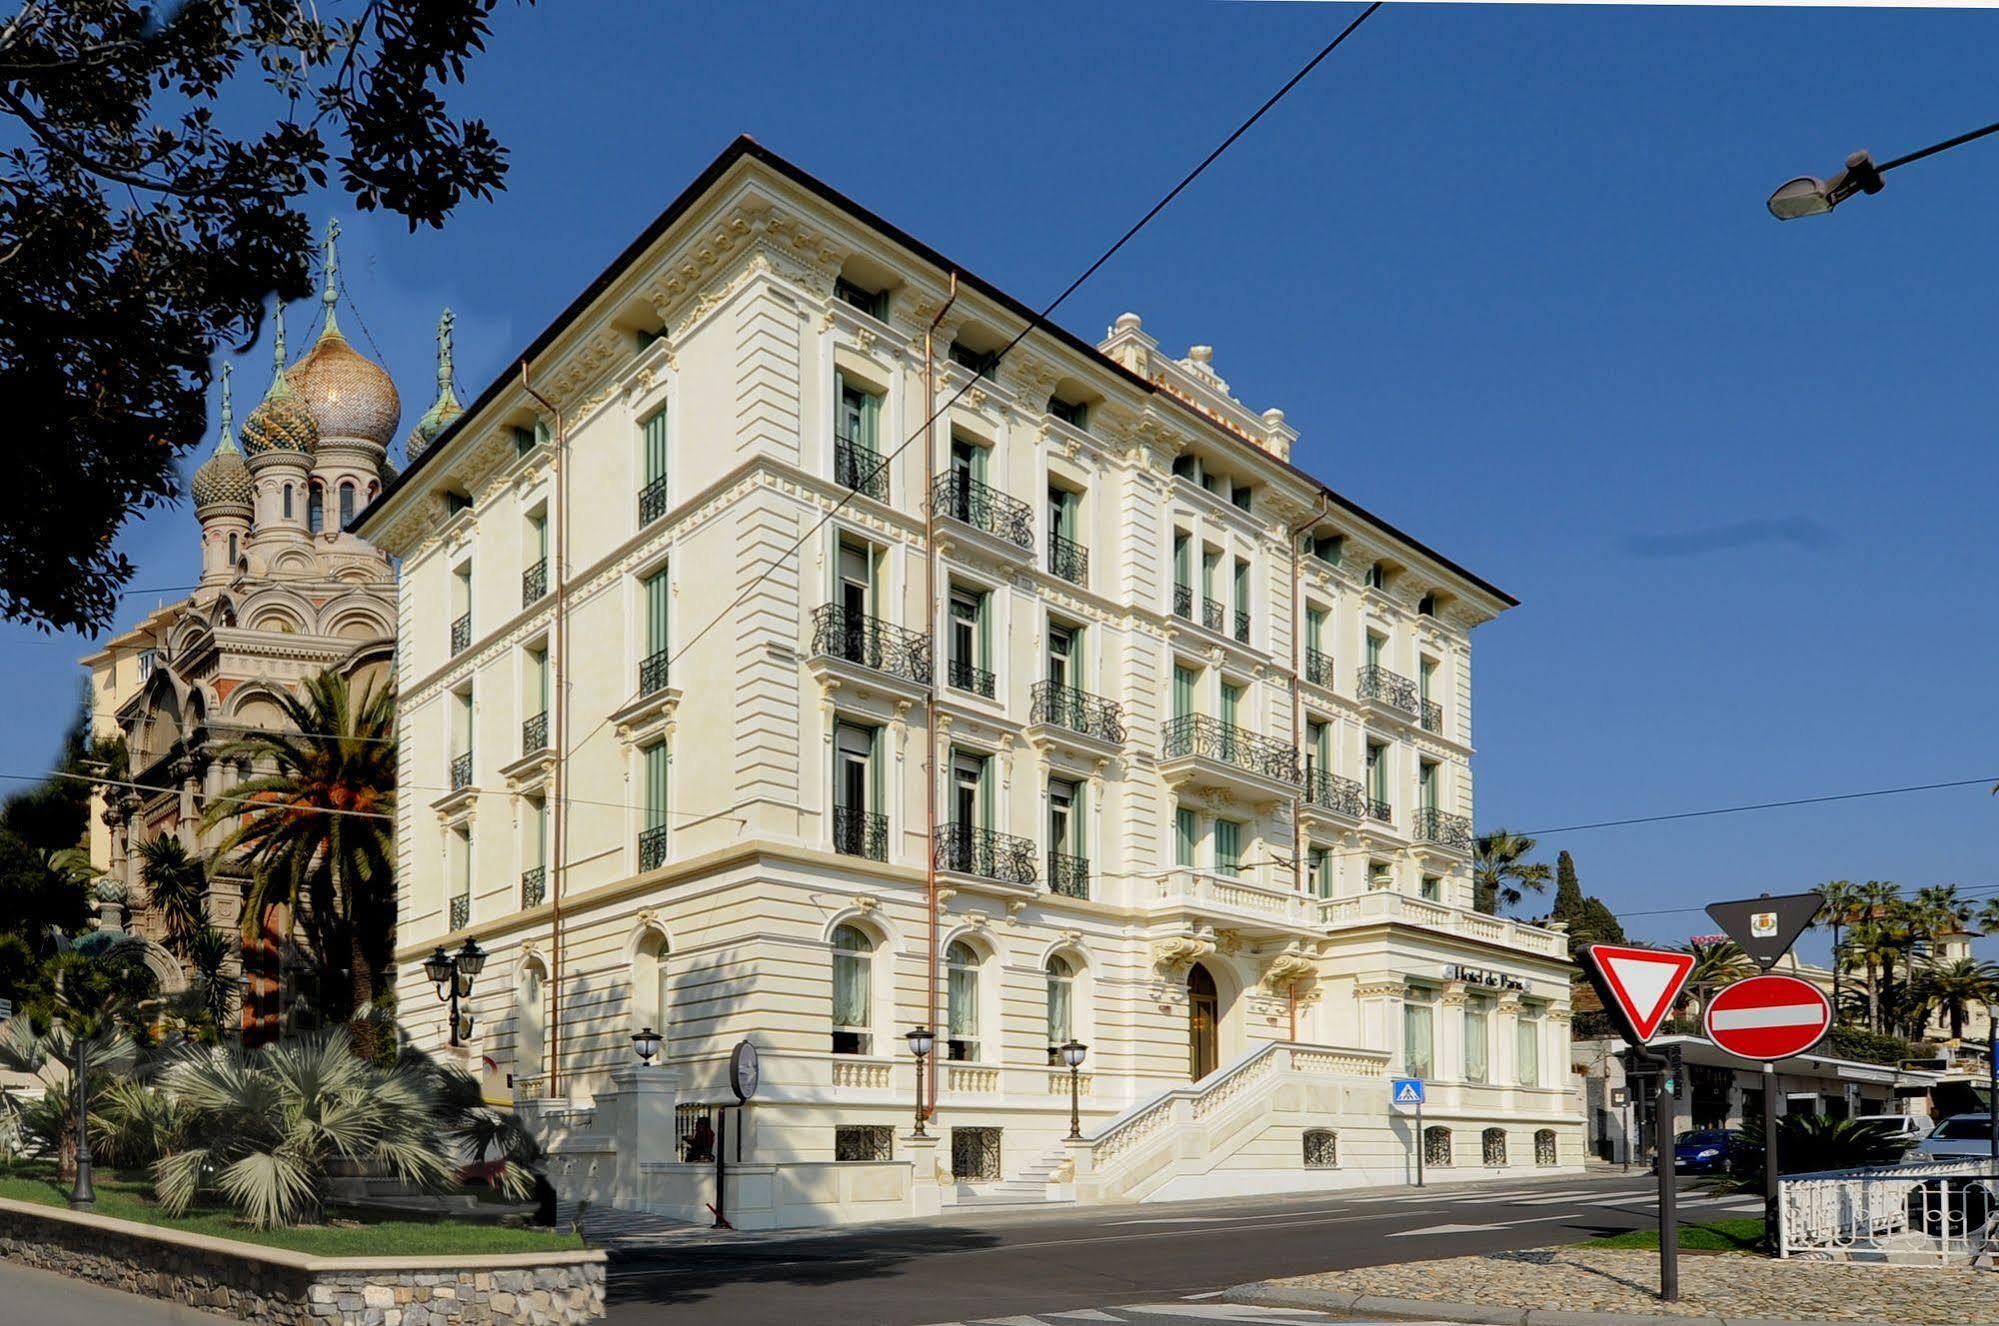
[359,138,1581,1226]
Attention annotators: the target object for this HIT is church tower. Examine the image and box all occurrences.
[190,363,253,590]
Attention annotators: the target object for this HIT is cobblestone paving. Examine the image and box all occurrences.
[1268,1248,1999,1323]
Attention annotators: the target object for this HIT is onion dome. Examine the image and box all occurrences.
[287,219,401,447]
[191,364,255,511]
[241,305,320,461]
[405,308,463,464]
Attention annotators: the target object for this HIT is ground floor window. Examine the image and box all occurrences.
[1483,1127,1508,1166]
[1424,1125,1452,1167]
[951,1126,1002,1183]
[1303,1129,1338,1168]
[677,1105,715,1162]
[835,1125,894,1162]
[1535,1128,1558,1166]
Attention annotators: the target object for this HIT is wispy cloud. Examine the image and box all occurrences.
[1623,517,1837,560]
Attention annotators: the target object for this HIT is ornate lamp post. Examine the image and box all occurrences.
[905,1026,935,1138]
[67,1020,94,1211]
[632,1026,662,1065]
[424,939,486,1047]
[1060,1039,1089,1140]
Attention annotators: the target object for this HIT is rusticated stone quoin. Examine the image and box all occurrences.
[0,1198,605,1325]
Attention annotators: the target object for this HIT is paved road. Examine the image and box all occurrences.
[0,1258,238,1326]
[606,1170,1753,1326]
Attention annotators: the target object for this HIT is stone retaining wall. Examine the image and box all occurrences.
[0,1197,605,1325]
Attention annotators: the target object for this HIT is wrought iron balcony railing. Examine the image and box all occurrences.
[1048,532,1088,586]
[638,473,669,525]
[934,824,1038,885]
[947,658,995,698]
[811,605,931,687]
[835,437,888,501]
[638,824,670,872]
[1029,681,1125,744]
[639,648,670,695]
[1304,648,1335,688]
[1357,664,1420,715]
[1234,609,1250,644]
[522,711,548,754]
[1202,596,1226,633]
[449,751,473,791]
[522,558,548,608]
[1160,714,1299,783]
[1047,850,1090,899]
[932,472,1034,551]
[450,612,471,656]
[521,866,546,909]
[449,894,470,931]
[832,806,888,862]
[1301,767,1366,818]
[1415,806,1474,851]
[1420,698,1444,734]
[1173,583,1193,619]
[1367,796,1393,824]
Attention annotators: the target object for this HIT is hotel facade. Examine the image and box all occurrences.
[358,139,1581,1227]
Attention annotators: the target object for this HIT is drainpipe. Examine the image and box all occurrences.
[520,361,567,1097]
[922,274,958,1123]
[1286,494,1332,899]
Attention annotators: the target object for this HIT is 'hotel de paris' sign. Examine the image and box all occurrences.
[1448,964,1525,992]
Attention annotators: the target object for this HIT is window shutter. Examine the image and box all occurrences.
[645,743,669,832]
[646,571,670,656]
[1175,808,1196,867]
[976,591,991,669]
[862,389,880,451]
[643,409,669,486]
[869,726,885,819]
[1173,666,1194,720]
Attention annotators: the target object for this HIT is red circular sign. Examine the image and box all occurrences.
[1702,974,1833,1062]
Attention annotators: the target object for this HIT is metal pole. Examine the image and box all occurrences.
[712,1108,727,1229]
[1414,1097,1424,1188]
[1068,1064,1082,1141]
[69,1030,94,1211]
[1988,999,1997,1166]
[1763,1064,1781,1250]
[1656,1057,1677,1302]
[913,1053,928,1138]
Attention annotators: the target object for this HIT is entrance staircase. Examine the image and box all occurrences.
[950,1144,1075,1208]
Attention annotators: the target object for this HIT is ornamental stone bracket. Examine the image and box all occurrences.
[610,687,683,749]
[1149,934,1214,976]
[1259,951,1318,994]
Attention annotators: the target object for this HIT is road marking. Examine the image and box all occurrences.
[1387,1221,1517,1236]
[1182,1291,1226,1300]
[1112,1307,1334,1320]
[971,1316,1057,1325]
[1045,1313,1125,1322]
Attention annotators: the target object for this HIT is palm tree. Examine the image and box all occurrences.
[134,835,208,959]
[202,671,396,1055]
[1679,939,1754,1011]
[1911,883,1974,951]
[1814,880,1865,1020]
[1473,829,1553,915]
[1911,956,1999,1041]
[1847,881,1906,1033]
[173,926,236,1041]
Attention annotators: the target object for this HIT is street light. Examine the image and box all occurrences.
[1768,118,1999,220]
[633,1026,662,1065]
[425,939,485,1048]
[906,1026,935,1138]
[65,1019,94,1211]
[1060,1039,1089,1141]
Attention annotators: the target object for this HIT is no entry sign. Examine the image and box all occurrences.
[1702,974,1833,1062]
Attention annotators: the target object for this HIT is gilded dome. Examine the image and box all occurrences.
[405,308,462,464]
[192,363,256,510]
[291,325,402,447]
[240,376,319,460]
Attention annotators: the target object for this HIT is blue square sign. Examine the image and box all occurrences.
[1391,1078,1425,1107]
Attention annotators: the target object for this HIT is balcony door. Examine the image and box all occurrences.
[1188,963,1220,1082]
[838,540,874,619]
[1047,623,1075,690]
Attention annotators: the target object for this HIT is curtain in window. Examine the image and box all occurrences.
[1307,606,1325,650]
[948,947,979,1039]
[1046,963,1072,1045]
[1465,1001,1489,1082]
[1517,1016,1540,1086]
[832,931,870,1029]
[1403,1001,1434,1079]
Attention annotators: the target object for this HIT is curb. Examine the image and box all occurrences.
[1221,1281,1907,1326]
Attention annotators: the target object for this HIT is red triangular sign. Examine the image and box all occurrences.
[1580,943,1696,1044]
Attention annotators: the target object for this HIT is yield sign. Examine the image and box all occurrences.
[1703,974,1833,1062]
[1579,944,1696,1046]
[1705,892,1823,972]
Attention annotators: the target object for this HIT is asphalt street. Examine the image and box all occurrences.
[605,1169,1754,1326]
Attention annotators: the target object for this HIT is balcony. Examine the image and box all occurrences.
[521,866,546,909]
[522,558,547,608]
[1420,697,1444,734]
[946,657,995,699]
[1027,681,1125,753]
[1304,648,1335,689]
[449,751,473,791]
[638,824,669,872]
[934,824,1038,887]
[1149,868,1315,934]
[1048,532,1088,586]
[808,605,932,700]
[1300,768,1366,821]
[835,438,888,502]
[521,712,548,755]
[450,613,471,656]
[638,473,669,525]
[1357,664,1420,718]
[932,472,1033,552]
[832,806,888,862]
[1173,583,1193,619]
[1415,806,1474,854]
[1234,610,1250,644]
[1160,714,1300,803]
[1367,796,1393,825]
[639,647,670,696]
[1201,596,1225,633]
[1318,888,1568,958]
[449,894,470,931]
[1048,850,1090,899]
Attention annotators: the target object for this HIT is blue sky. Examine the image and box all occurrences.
[9,2,1996,957]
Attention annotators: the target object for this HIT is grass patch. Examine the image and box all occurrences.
[0,1166,583,1257]
[1587,1217,1765,1253]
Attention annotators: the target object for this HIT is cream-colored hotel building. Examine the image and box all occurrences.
[359,138,1580,1228]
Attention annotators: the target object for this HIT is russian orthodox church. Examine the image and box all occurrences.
[82,221,462,1042]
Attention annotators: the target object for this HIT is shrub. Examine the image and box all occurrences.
[1709,1114,1905,1193]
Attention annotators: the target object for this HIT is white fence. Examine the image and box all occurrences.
[1780,1159,1996,1264]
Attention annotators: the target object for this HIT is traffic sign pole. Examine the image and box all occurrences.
[1415,1095,1424,1188]
[1763,1063,1779,1250]
[1655,1051,1678,1302]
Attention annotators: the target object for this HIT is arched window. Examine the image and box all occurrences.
[1045,954,1075,1064]
[1303,1129,1338,1168]
[338,480,356,526]
[226,533,238,565]
[1423,1125,1452,1167]
[516,961,546,1095]
[831,924,873,1055]
[282,483,294,519]
[1535,1128,1559,1167]
[631,929,668,1045]
[307,483,324,534]
[946,940,980,1061]
[1483,1127,1508,1167]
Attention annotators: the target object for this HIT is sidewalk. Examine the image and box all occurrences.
[1224,1246,1999,1326]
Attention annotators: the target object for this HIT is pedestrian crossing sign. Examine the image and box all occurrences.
[1391,1077,1425,1107]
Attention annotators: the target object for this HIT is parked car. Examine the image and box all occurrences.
[1851,1113,1931,1146]
[1907,1114,1993,1162]
[1672,1128,1739,1173]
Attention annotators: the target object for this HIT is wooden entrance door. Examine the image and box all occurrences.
[1188,964,1219,1081]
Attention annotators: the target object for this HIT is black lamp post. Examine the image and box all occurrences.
[68,1021,94,1211]
[1767,117,1999,220]
[632,1026,662,1065]
[424,939,486,1047]
[906,1026,935,1138]
[1060,1039,1089,1140]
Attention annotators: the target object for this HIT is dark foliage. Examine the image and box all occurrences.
[1710,1114,1906,1193]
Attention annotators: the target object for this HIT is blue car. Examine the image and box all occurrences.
[1673,1128,1738,1173]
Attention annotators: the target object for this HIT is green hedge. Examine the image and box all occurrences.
[1827,1026,1923,1066]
